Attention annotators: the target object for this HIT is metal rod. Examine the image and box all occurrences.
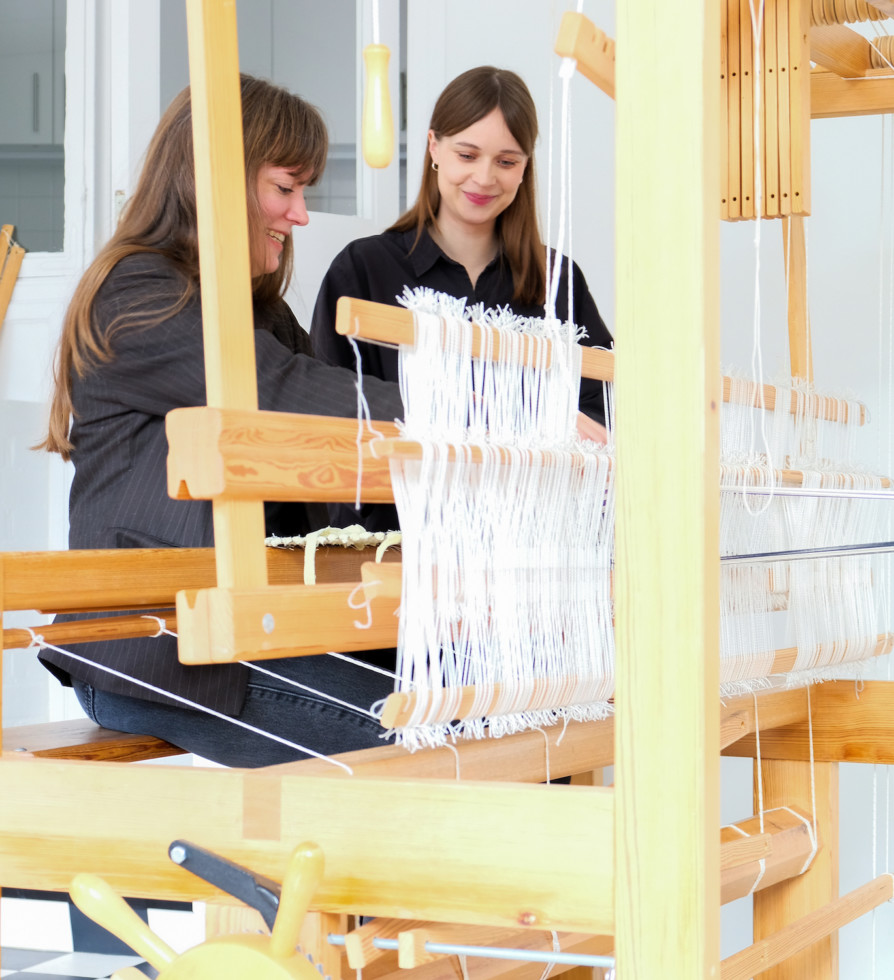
[721,540,894,564]
[720,484,894,499]
[327,933,615,969]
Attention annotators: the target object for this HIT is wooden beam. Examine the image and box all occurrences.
[723,679,894,763]
[185,0,267,593]
[751,758,839,979]
[0,546,397,615]
[724,874,891,980]
[0,759,613,934]
[175,582,399,663]
[2,721,183,763]
[166,408,399,503]
[554,11,615,99]
[811,66,894,117]
[809,23,875,77]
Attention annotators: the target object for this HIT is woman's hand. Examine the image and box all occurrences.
[576,412,608,444]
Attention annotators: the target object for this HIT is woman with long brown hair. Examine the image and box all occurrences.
[310,65,612,529]
[39,75,402,767]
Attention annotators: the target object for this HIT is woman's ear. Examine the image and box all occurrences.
[427,129,439,166]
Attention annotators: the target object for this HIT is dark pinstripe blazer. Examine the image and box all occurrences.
[39,252,403,714]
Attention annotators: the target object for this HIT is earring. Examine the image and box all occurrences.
[431,161,439,172]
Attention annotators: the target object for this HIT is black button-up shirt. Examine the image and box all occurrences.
[310,226,613,529]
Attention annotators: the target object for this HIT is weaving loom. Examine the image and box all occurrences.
[4,1,894,977]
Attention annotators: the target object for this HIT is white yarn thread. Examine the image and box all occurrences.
[23,630,353,773]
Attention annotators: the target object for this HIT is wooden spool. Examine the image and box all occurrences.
[810,0,888,23]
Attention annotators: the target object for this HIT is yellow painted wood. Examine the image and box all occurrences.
[175,583,399,663]
[185,0,267,592]
[70,874,179,970]
[0,758,613,933]
[752,758,839,979]
[614,1,721,978]
[553,12,615,99]
[166,408,399,503]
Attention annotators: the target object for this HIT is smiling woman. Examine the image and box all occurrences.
[309,65,614,530]
[33,73,405,768]
[256,164,311,275]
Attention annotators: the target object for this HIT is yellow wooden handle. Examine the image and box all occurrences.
[362,44,394,168]
[70,874,178,970]
[269,842,325,959]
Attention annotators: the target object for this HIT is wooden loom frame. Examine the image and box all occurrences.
[3,1,894,977]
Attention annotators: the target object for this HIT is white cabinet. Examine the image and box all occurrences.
[0,0,64,146]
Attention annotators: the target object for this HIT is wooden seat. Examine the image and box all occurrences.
[2,719,185,763]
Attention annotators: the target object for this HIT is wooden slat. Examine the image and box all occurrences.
[335,297,616,382]
[0,759,614,933]
[782,215,812,381]
[740,0,755,219]
[553,11,615,98]
[811,66,894,117]
[809,23,875,77]
[790,0,811,214]
[764,0,781,218]
[2,721,183,762]
[175,583,399,663]
[728,0,742,218]
[724,679,894,763]
[724,874,891,980]
[0,545,396,614]
[776,0,792,215]
[166,408,399,503]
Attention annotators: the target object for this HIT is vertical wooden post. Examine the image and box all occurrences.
[614,0,721,977]
[752,759,839,978]
[185,0,267,590]
[782,214,812,383]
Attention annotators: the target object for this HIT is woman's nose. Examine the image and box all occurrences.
[289,191,309,226]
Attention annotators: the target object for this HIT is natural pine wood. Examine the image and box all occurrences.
[723,874,892,980]
[166,408,400,503]
[810,66,894,117]
[2,720,183,762]
[553,11,615,98]
[809,23,875,76]
[752,759,839,978]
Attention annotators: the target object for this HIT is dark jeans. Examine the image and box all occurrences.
[72,653,394,768]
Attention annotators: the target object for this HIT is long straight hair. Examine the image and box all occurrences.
[389,66,544,305]
[43,74,327,458]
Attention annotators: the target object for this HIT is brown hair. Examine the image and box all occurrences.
[43,74,328,458]
[389,66,544,305]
